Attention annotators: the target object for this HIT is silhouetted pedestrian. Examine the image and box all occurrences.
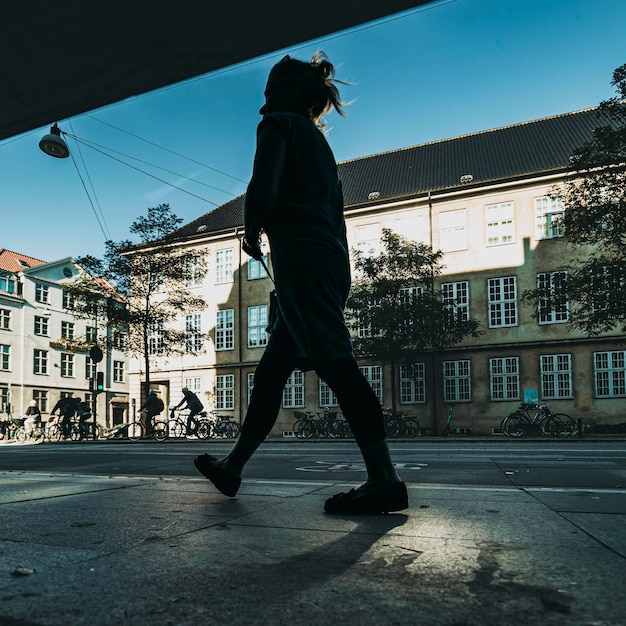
[194,53,407,515]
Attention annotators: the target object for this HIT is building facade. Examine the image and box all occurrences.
[127,107,625,435]
[0,250,129,429]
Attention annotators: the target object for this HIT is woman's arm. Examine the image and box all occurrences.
[244,122,286,255]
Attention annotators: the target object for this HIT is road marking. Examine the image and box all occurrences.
[295,460,428,472]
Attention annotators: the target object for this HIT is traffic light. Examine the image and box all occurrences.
[89,377,95,392]
[96,371,104,392]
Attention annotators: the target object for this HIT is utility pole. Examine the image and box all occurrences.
[89,345,104,439]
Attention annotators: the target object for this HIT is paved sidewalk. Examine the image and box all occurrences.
[1,470,625,625]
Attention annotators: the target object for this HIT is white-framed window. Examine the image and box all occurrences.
[184,253,204,287]
[399,286,422,304]
[535,195,564,239]
[61,321,74,340]
[62,289,75,309]
[35,283,49,304]
[184,377,202,393]
[283,370,305,408]
[216,309,234,351]
[247,372,255,407]
[149,320,164,356]
[488,276,518,327]
[0,274,16,295]
[356,295,381,338]
[33,389,48,413]
[247,243,269,280]
[485,202,515,246]
[400,363,426,404]
[443,360,471,402]
[248,305,268,348]
[113,330,127,350]
[60,353,74,377]
[319,379,339,407]
[215,249,234,284]
[0,308,10,330]
[540,354,572,399]
[489,357,520,401]
[1,385,9,412]
[355,223,381,257]
[0,344,10,371]
[215,374,235,410]
[594,351,626,398]
[359,365,383,405]
[113,360,125,383]
[590,264,626,318]
[34,349,48,374]
[439,209,467,252]
[442,281,469,323]
[34,315,49,336]
[86,326,97,344]
[537,271,569,324]
[85,356,96,380]
[185,313,203,353]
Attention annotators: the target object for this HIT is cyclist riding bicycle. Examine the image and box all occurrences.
[173,387,204,435]
[139,391,164,436]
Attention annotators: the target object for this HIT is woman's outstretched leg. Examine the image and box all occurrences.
[194,351,294,496]
[314,358,407,514]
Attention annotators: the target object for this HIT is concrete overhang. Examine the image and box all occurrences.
[1,0,433,141]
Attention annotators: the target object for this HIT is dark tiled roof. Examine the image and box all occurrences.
[167,107,614,242]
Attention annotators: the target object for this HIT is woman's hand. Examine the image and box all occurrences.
[242,236,263,261]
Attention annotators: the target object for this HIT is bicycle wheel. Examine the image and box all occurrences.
[152,421,168,441]
[14,427,27,443]
[169,419,186,438]
[403,418,421,438]
[69,424,81,441]
[384,415,401,438]
[293,419,307,438]
[333,417,352,439]
[229,421,241,438]
[196,420,212,439]
[502,412,529,437]
[46,423,62,442]
[544,413,577,437]
[127,421,144,442]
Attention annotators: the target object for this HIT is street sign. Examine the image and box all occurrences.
[89,345,103,363]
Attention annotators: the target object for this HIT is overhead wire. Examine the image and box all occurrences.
[68,119,112,240]
[64,132,220,207]
[65,133,236,197]
[83,114,248,185]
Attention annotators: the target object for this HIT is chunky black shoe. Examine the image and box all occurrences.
[193,454,241,497]
[324,481,408,515]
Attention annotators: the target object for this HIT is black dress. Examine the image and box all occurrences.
[247,112,355,368]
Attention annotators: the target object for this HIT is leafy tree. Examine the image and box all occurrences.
[346,229,481,413]
[75,204,208,399]
[524,64,626,335]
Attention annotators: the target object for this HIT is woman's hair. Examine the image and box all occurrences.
[269,51,346,126]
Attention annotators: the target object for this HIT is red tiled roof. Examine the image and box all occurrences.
[0,249,46,273]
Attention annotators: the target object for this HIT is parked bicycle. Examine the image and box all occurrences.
[101,419,167,442]
[205,412,241,439]
[501,402,577,438]
[382,409,421,438]
[293,409,342,439]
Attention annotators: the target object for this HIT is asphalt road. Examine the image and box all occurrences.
[1,439,625,491]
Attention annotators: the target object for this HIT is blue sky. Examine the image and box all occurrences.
[2,0,625,263]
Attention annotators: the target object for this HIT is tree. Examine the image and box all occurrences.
[524,64,626,335]
[75,204,208,400]
[346,229,481,413]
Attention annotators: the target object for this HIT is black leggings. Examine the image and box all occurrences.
[241,351,386,444]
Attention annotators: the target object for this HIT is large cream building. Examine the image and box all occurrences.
[0,250,129,429]
[128,107,625,435]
